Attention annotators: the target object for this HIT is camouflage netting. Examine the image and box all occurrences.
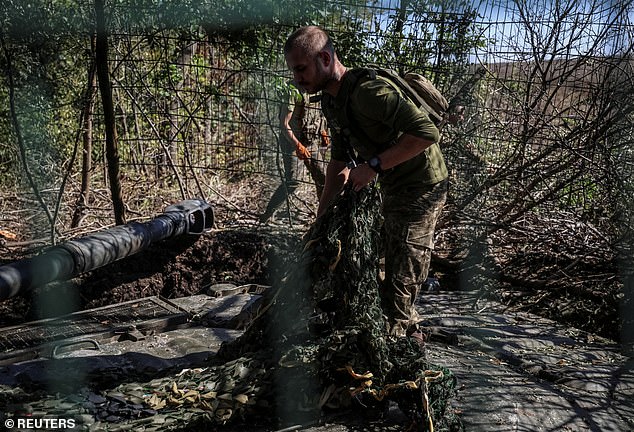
[1,187,462,431]
[170,186,459,431]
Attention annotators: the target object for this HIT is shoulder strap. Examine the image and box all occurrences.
[343,69,381,162]
[321,69,377,163]
[367,65,445,125]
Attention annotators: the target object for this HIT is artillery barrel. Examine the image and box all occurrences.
[0,199,214,300]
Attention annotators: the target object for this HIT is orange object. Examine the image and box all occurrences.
[320,130,331,147]
[0,229,17,240]
[295,143,311,160]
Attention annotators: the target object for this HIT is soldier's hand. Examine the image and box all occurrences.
[348,163,377,192]
[295,143,311,160]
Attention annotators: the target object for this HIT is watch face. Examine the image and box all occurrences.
[369,156,382,172]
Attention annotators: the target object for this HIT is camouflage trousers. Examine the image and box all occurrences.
[380,179,448,337]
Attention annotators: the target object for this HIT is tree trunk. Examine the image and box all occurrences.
[71,35,98,228]
[94,0,126,225]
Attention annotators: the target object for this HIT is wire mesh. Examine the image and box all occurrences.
[78,0,634,225]
[0,0,633,280]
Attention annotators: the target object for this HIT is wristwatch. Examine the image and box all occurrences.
[367,156,383,174]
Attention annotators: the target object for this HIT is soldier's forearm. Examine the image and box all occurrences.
[376,133,435,170]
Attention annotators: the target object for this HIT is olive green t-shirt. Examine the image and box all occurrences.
[322,70,448,194]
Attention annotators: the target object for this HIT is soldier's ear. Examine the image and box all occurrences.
[317,50,332,68]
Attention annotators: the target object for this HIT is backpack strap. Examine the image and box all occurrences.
[342,68,377,160]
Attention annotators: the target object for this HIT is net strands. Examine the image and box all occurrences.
[98,187,461,430]
[90,0,631,189]
[56,0,631,229]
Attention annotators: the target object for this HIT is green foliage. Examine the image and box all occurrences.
[0,0,92,190]
[0,0,91,39]
[0,84,17,186]
[358,0,486,89]
[270,77,301,105]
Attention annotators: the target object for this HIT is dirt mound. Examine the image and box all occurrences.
[0,226,302,327]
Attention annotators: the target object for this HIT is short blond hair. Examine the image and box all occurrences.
[284,26,334,58]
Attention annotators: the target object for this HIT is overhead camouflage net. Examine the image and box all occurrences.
[1,187,461,431]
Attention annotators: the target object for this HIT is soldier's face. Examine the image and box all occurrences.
[286,47,330,94]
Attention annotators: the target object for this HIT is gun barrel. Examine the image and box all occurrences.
[0,199,214,300]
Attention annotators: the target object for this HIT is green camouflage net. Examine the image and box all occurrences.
[0,187,462,431]
[206,186,462,430]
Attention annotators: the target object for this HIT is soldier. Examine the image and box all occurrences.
[260,81,329,223]
[284,26,448,338]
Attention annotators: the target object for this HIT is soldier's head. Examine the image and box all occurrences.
[284,26,338,94]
